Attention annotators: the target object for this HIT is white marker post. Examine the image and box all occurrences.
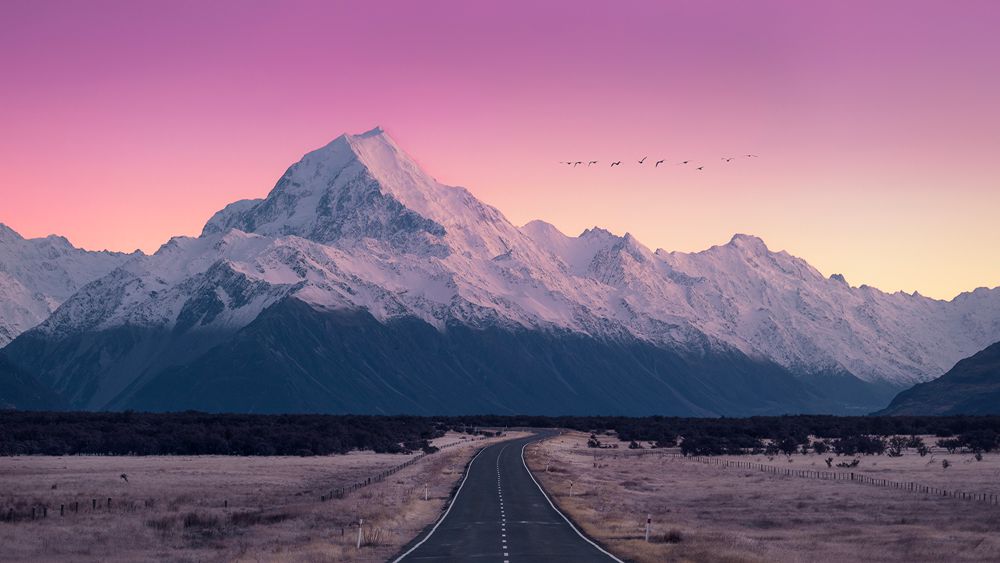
[645,514,651,542]
[357,518,363,549]
[424,484,428,501]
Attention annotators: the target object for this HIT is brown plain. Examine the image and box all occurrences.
[0,432,524,562]
[526,432,1000,563]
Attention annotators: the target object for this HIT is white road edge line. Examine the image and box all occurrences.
[392,445,490,562]
[520,438,625,563]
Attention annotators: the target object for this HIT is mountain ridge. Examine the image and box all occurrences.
[0,223,139,346]
[875,341,1000,415]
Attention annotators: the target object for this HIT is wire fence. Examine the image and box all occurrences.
[685,455,1000,505]
[583,448,1000,506]
[0,435,493,524]
[319,435,489,502]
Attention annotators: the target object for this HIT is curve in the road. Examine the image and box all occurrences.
[393,431,622,563]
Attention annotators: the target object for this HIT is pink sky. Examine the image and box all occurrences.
[1,0,998,299]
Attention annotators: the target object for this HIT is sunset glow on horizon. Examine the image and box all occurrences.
[2,0,998,300]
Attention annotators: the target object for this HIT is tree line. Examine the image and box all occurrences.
[2,411,999,456]
[0,411,448,456]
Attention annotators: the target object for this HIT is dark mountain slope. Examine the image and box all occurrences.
[0,353,64,410]
[115,298,892,415]
[876,341,1000,415]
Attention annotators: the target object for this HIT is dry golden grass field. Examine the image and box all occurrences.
[527,432,1000,563]
[0,431,523,562]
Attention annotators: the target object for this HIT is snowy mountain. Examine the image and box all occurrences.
[519,222,1000,386]
[0,224,137,346]
[2,127,998,413]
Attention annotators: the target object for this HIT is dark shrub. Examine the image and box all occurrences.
[651,529,684,543]
[959,429,999,453]
[182,512,221,529]
[778,436,800,456]
[937,438,962,453]
[832,435,885,456]
[145,516,176,531]
[229,511,292,527]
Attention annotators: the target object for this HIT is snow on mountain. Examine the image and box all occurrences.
[184,127,615,333]
[10,127,1000,397]
[661,235,1000,384]
[518,221,1000,385]
[0,224,137,346]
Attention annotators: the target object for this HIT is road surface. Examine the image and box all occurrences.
[394,431,620,562]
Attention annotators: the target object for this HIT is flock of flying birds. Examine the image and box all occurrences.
[559,154,758,171]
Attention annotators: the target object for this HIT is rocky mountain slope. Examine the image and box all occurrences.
[875,341,1000,415]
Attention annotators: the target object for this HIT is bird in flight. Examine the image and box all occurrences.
[610,161,622,167]
[559,161,572,165]
[744,154,759,158]
[588,160,598,166]
[678,160,691,165]
[638,156,648,164]
[696,166,704,171]
[721,157,735,163]
[573,161,582,167]
[655,159,665,167]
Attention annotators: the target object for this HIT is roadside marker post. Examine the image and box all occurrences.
[645,514,651,542]
[357,518,363,549]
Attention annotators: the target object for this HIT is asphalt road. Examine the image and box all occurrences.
[393,432,621,563]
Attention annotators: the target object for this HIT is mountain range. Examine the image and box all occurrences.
[1,127,998,414]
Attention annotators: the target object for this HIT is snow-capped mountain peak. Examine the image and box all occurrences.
[726,233,770,255]
[202,127,529,263]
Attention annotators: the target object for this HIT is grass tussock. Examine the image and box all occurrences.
[228,510,292,527]
[360,526,388,547]
[649,528,684,543]
[144,515,176,531]
[182,511,221,529]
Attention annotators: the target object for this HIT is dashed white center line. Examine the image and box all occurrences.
[498,452,508,562]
